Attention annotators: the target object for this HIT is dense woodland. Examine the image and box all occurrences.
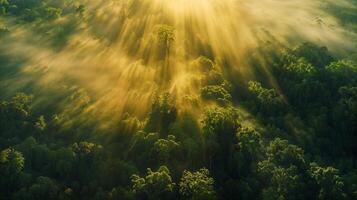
[1,0,357,200]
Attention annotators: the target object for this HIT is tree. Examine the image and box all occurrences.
[9,92,33,118]
[109,187,135,200]
[0,147,24,174]
[127,131,159,167]
[157,25,175,60]
[236,127,263,159]
[202,106,240,156]
[0,148,25,196]
[261,166,304,200]
[153,135,180,163]
[98,159,137,189]
[290,42,334,68]
[34,115,46,132]
[248,81,284,115]
[258,139,308,199]
[131,166,175,200]
[51,147,75,179]
[179,168,216,200]
[233,126,263,176]
[44,7,62,20]
[202,107,240,137]
[265,138,305,168]
[201,85,232,105]
[145,93,177,135]
[0,93,33,138]
[196,56,232,105]
[201,69,230,89]
[72,141,103,183]
[279,53,316,79]
[309,163,347,200]
[333,86,357,154]
[73,141,103,157]
[202,106,240,177]
[196,56,215,72]
[28,176,60,200]
[0,0,9,15]
[325,60,357,88]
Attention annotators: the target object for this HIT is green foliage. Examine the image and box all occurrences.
[0,41,355,199]
[261,166,304,200]
[28,176,60,200]
[44,7,62,20]
[0,0,9,7]
[280,53,316,77]
[145,93,177,135]
[0,0,77,24]
[0,4,356,198]
[72,141,102,157]
[248,81,281,105]
[157,25,175,60]
[9,92,33,118]
[202,106,242,180]
[0,148,26,197]
[257,139,309,200]
[34,115,46,131]
[179,168,216,200]
[197,56,232,106]
[0,148,24,174]
[236,126,263,161]
[248,81,284,115]
[201,69,227,86]
[196,56,215,72]
[131,166,175,200]
[333,86,357,153]
[0,93,34,139]
[309,163,347,200]
[265,138,305,168]
[109,187,135,200]
[201,85,232,104]
[326,60,357,87]
[290,42,334,68]
[202,106,240,137]
[153,135,180,162]
[157,25,175,48]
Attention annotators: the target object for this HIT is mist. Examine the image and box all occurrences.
[1,0,356,129]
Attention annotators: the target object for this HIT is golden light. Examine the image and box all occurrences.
[1,0,355,129]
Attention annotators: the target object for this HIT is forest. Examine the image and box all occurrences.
[0,0,357,199]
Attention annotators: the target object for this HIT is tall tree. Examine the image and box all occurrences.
[179,168,216,200]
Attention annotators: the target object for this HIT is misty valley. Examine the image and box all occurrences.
[0,0,357,200]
